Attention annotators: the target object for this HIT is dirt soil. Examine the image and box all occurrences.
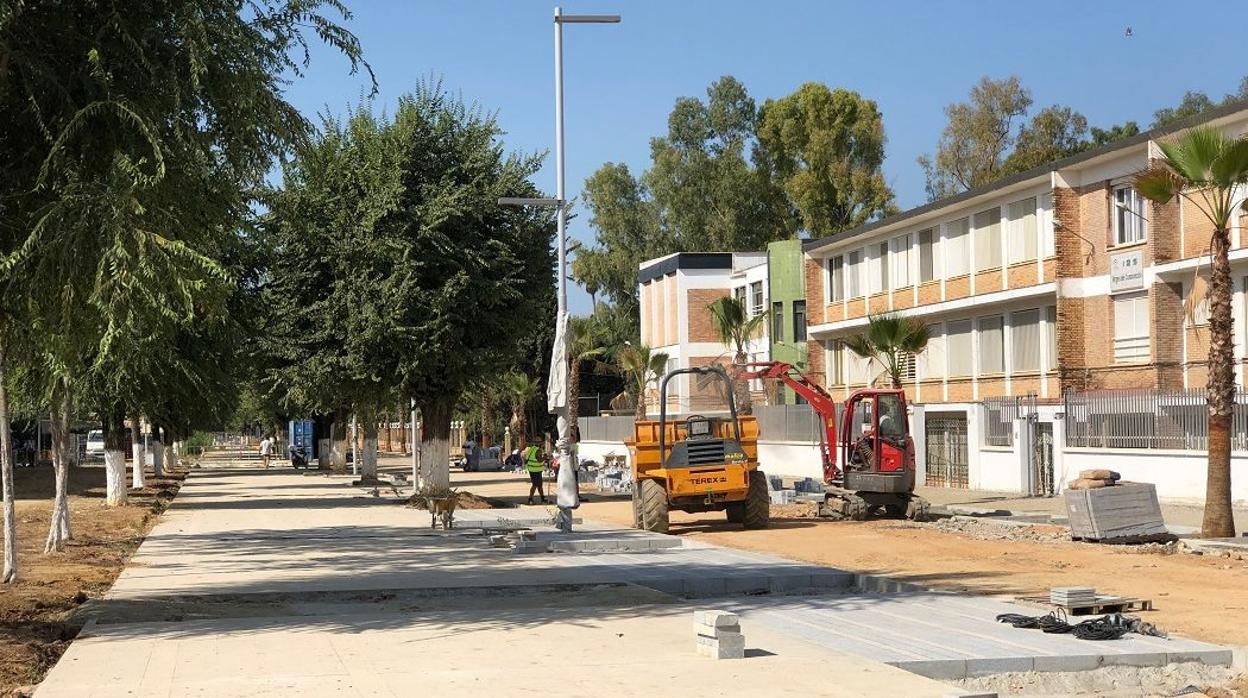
[576,495,1248,647]
[0,466,184,696]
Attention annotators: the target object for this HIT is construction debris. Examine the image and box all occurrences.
[694,610,745,659]
[1067,469,1121,490]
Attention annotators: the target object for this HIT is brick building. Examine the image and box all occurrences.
[801,102,1248,498]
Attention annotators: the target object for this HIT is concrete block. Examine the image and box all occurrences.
[767,574,811,594]
[964,656,1033,676]
[1167,649,1234,666]
[1032,654,1101,673]
[1096,652,1166,668]
[1233,646,1248,671]
[683,577,728,598]
[511,541,548,554]
[888,659,967,681]
[809,571,855,590]
[646,538,681,550]
[694,622,741,637]
[692,610,740,629]
[723,575,769,595]
[696,631,745,659]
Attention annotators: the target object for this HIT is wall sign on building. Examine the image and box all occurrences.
[1110,250,1144,292]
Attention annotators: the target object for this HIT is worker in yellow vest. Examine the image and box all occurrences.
[524,444,547,505]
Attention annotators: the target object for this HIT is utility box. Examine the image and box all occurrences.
[1065,482,1169,542]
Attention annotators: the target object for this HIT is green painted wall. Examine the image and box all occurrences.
[767,239,808,404]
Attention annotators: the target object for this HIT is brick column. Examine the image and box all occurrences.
[1053,186,1087,393]
[803,254,826,326]
[1152,280,1184,389]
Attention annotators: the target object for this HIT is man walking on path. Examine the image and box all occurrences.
[524,444,547,505]
[259,435,274,470]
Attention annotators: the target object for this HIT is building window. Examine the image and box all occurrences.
[978,315,1005,374]
[918,228,936,283]
[974,207,1002,272]
[920,323,944,379]
[1045,305,1058,370]
[891,234,912,288]
[793,301,807,342]
[772,301,784,341]
[1006,197,1037,265]
[1039,192,1055,257]
[828,256,844,302]
[869,242,889,294]
[1113,291,1150,363]
[846,250,862,298]
[1011,309,1041,373]
[946,320,973,377]
[828,340,844,385]
[945,218,970,277]
[1114,185,1147,245]
[750,281,764,316]
[734,286,746,305]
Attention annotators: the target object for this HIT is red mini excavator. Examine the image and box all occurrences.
[740,361,929,521]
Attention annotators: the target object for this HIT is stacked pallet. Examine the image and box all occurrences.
[1065,481,1169,542]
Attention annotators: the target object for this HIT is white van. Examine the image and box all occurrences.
[85,430,105,457]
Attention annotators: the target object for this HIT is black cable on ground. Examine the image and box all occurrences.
[995,611,1166,641]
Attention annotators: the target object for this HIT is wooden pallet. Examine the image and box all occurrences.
[1018,595,1154,616]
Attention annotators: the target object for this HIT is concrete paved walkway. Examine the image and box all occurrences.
[36,468,961,697]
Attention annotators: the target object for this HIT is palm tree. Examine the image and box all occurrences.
[568,317,608,442]
[706,296,768,415]
[1135,126,1248,538]
[503,373,539,451]
[616,344,669,421]
[844,314,930,389]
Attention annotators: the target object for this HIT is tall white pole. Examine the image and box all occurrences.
[552,6,576,532]
[350,415,358,477]
[410,399,418,490]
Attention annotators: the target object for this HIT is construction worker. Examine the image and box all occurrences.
[524,443,547,505]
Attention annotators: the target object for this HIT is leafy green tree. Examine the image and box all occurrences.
[705,296,767,415]
[1001,106,1089,175]
[615,344,669,421]
[756,82,896,236]
[919,76,1033,200]
[844,314,930,389]
[503,372,539,451]
[1090,121,1141,146]
[575,76,795,329]
[1153,91,1219,128]
[264,86,555,489]
[1135,126,1248,538]
[0,0,369,569]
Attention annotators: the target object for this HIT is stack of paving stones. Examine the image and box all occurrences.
[1050,586,1096,607]
[693,610,745,660]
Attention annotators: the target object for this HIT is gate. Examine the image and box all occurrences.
[924,413,968,488]
[1030,421,1055,496]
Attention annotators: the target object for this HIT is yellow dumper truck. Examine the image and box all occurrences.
[629,366,769,533]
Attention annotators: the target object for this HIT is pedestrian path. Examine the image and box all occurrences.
[35,468,959,697]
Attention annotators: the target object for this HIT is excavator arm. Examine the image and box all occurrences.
[739,361,840,482]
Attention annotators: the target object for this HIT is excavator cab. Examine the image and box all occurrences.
[841,389,916,496]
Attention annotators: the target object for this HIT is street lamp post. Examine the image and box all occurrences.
[501,7,618,534]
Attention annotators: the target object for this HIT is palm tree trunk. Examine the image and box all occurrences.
[634,385,646,421]
[733,351,753,416]
[46,384,73,552]
[1204,227,1237,538]
[0,339,17,583]
[569,359,581,442]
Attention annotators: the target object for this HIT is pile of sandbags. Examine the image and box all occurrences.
[1067,469,1121,490]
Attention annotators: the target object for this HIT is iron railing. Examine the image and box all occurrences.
[982,394,1037,447]
[1063,388,1248,451]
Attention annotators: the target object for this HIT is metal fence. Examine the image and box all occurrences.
[1064,388,1248,451]
[982,394,1037,447]
[753,404,835,444]
[578,415,637,443]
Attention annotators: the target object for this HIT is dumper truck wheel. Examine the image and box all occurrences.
[743,470,770,529]
[726,502,745,523]
[639,478,669,534]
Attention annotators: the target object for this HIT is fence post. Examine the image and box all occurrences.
[1015,416,1033,496]
[909,403,927,487]
[1052,412,1067,493]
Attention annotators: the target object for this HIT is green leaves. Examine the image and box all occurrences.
[1139,126,1248,232]
[706,295,766,357]
[844,313,930,388]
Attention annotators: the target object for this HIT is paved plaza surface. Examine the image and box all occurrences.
[34,466,1231,697]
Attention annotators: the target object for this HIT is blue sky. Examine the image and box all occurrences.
[286,0,1248,314]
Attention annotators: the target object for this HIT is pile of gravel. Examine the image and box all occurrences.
[917,517,1070,544]
[955,662,1246,697]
